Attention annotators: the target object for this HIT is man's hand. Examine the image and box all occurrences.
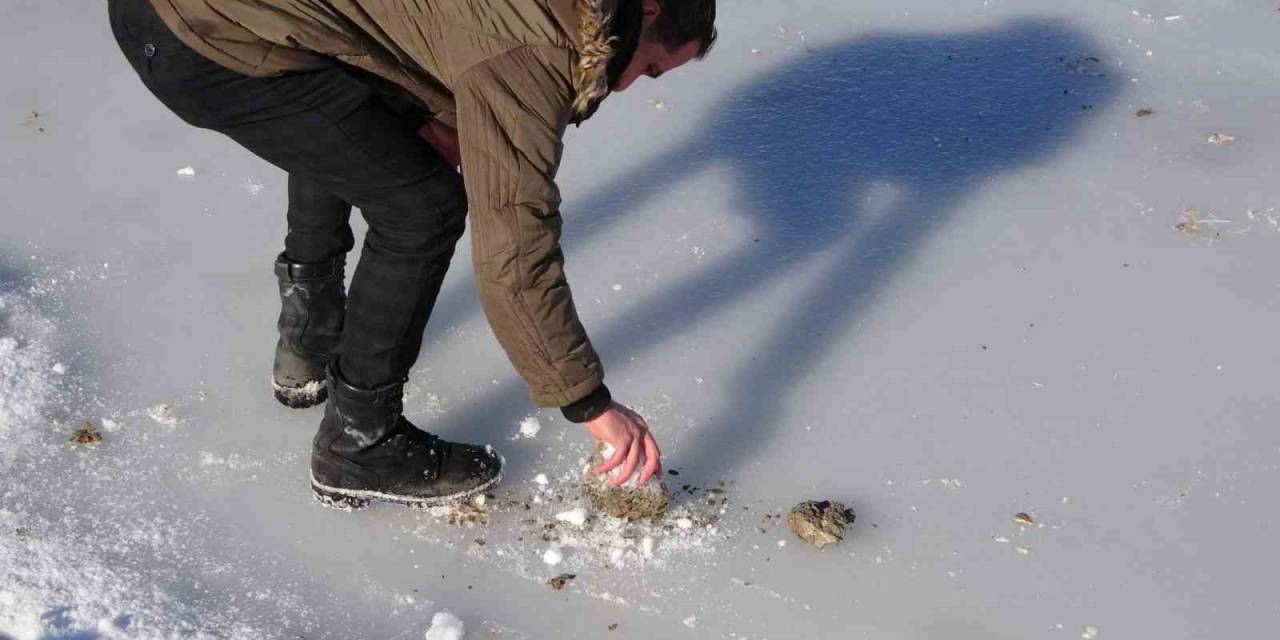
[417,119,461,170]
[584,402,662,486]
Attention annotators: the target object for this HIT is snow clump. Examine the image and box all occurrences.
[424,611,466,640]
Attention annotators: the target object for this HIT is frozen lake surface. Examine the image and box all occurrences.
[3,0,1279,638]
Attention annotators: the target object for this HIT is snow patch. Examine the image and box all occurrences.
[146,404,179,427]
[542,546,564,566]
[555,508,588,527]
[0,291,58,472]
[423,611,465,640]
[517,415,542,438]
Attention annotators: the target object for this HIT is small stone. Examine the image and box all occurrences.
[787,500,855,549]
[608,623,619,631]
[1014,512,1035,526]
[547,573,576,590]
[581,443,670,520]
[1135,108,1155,117]
[69,420,102,445]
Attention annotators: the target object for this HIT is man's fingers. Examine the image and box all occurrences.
[591,438,630,475]
[610,438,642,487]
[638,432,661,485]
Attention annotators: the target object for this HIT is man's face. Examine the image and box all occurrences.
[613,37,701,92]
[612,2,703,93]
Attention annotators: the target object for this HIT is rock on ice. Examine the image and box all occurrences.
[423,611,465,640]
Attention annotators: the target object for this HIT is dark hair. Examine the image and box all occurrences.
[651,0,717,58]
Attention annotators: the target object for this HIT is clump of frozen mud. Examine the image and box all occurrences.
[581,442,670,519]
[787,500,855,549]
[69,419,102,445]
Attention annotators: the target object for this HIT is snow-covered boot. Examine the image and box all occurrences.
[309,364,503,509]
[272,252,345,408]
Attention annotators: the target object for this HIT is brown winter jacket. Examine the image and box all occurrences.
[148,0,636,408]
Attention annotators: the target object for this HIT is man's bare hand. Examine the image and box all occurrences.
[417,119,461,170]
[584,402,662,486]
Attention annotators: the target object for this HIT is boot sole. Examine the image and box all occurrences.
[309,470,502,511]
[272,380,327,409]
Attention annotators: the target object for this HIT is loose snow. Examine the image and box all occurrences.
[146,404,178,426]
[555,508,588,527]
[517,415,543,438]
[0,292,57,472]
[542,546,564,566]
[423,611,465,640]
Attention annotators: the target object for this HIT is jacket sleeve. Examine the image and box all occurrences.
[454,45,605,408]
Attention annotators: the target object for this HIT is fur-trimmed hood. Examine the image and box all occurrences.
[569,0,620,115]
[558,0,642,121]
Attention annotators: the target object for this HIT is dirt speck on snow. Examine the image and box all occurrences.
[787,500,855,549]
[547,573,576,590]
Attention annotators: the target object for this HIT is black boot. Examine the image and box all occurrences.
[310,364,503,510]
[273,253,345,408]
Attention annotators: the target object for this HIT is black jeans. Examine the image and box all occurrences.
[108,0,467,389]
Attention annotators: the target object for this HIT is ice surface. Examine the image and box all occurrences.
[4,0,1280,638]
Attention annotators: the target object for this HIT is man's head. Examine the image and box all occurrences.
[612,0,717,92]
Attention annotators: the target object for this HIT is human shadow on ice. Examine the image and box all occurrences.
[426,18,1122,487]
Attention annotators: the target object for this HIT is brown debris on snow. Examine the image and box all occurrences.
[1175,209,1202,237]
[547,573,577,590]
[1207,132,1236,145]
[787,500,855,549]
[69,419,102,445]
[581,443,670,520]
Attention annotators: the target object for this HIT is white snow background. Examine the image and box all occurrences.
[4,0,1280,638]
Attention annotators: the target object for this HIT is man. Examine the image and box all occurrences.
[107,0,716,509]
